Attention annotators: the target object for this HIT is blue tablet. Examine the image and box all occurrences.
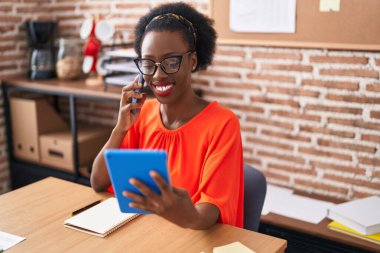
[104,149,170,214]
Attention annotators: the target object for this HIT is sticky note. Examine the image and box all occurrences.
[213,242,256,253]
[319,0,340,12]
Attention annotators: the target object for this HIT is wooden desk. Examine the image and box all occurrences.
[260,204,379,253]
[0,177,287,253]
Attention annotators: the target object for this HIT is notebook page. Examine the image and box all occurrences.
[64,197,137,235]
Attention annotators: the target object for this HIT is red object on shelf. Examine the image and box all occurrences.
[83,37,100,73]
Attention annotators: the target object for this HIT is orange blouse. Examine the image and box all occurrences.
[115,99,244,227]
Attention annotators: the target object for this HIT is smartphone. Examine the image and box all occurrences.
[131,73,145,114]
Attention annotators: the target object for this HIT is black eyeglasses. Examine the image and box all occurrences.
[134,51,193,76]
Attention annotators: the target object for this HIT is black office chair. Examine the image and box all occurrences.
[244,164,267,231]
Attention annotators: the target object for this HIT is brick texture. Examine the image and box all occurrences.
[311,161,366,175]
[250,96,300,108]
[319,68,379,79]
[213,60,255,69]
[375,58,380,67]
[0,0,379,201]
[268,163,317,176]
[328,118,380,131]
[300,125,355,138]
[266,86,319,98]
[326,94,380,104]
[309,56,368,64]
[302,79,359,91]
[261,129,311,143]
[261,64,313,72]
[366,83,380,92]
[299,147,352,162]
[295,178,349,195]
[252,52,302,60]
[305,104,362,115]
[371,111,380,119]
[246,73,296,83]
[361,134,380,143]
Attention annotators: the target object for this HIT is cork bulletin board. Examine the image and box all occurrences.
[209,0,380,51]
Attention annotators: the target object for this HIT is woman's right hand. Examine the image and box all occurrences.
[114,75,147,133]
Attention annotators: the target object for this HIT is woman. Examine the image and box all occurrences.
[91,2,244,230]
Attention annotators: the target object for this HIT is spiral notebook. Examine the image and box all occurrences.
[64,197,138,237]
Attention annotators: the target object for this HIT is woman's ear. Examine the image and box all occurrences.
[191,51,198,71]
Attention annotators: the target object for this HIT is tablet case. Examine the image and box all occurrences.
[104,149,169,214]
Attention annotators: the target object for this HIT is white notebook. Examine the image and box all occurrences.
[64,197,138,237]
[328,196,380,235]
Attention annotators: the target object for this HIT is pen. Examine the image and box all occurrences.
[72,200,101,216]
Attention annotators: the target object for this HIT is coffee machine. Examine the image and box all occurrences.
[26,21,57,80]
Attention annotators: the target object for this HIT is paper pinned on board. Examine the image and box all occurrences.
[230,0,296,33]
[0,231,25,251]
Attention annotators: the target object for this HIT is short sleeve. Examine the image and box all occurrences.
[196,117,244,227]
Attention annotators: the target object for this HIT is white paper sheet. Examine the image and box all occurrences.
[0,231,25,251]
[263,190,335,224]
[230,0,296,33]
[261,184,293,215]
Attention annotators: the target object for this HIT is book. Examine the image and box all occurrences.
[64,197,138,237]
[327,196,380,235]
[328,221,380,245]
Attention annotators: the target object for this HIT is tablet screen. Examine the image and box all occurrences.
[104,149,170,214]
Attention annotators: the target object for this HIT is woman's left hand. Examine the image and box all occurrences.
[123,171,202,228]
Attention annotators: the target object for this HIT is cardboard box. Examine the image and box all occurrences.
[39,126,110,172]
[10,96,68,162]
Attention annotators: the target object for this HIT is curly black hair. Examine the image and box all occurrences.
[134,2,217,72]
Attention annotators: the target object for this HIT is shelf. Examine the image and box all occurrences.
[10,159,90,189]
[2,78,115,191]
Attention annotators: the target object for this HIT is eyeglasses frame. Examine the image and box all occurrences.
[133,50,194,76]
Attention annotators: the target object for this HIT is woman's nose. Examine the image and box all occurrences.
[153,65,169,79]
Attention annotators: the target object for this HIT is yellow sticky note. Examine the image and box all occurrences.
[213,242,256,253]
[320,0,340,12]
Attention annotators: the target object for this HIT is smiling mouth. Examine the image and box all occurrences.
[152,81,175,96]
[154,84,173,92]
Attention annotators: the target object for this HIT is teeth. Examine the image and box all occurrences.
[155,85,173,92]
